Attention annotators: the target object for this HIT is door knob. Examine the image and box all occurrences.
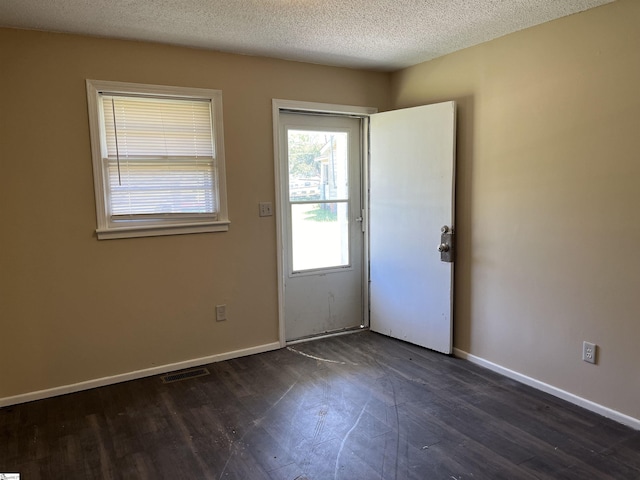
[438,243,450,253]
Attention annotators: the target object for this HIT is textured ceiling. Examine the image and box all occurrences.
[0,0,614,71]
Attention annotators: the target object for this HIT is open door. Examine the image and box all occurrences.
[369,102,456,354]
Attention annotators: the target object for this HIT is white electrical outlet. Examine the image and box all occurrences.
[259,202,273,217]
[216,304,227,322]
[582,341,597,364]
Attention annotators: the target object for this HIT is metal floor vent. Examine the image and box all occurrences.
[161,367,210,384]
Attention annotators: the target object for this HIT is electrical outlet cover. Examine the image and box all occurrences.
[582,341,596,364]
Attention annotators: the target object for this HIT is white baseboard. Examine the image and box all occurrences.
[0,342,281,408]
[453,348,640,431]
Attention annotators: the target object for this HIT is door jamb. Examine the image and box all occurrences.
[272,99,377,347]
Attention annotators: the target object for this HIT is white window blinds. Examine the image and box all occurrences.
[101,94,217,218]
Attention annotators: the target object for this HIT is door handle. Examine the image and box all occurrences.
[355,209,365,232]
[437,243,450,253]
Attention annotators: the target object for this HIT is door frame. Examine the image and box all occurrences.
[272,99,377,347]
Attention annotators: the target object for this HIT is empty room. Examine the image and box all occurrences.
[1,0,639,478]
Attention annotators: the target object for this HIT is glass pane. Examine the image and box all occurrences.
[291,203,349,271]
[288,130,349,202]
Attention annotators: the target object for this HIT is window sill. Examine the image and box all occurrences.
[96,220,230,240]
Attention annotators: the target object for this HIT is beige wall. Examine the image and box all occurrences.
[0,28,390,399]
[391,0,640,420]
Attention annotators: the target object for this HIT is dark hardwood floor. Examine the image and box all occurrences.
[1,331,638,479]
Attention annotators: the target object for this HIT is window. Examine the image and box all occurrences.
[86,80,229,239]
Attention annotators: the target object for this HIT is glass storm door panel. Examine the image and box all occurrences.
[290,202,349,271]
[279,113,363,341]
[288,129,350,272]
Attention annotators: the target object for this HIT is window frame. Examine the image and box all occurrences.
[86,79,229,240]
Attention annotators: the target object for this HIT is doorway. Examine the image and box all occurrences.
[277,111,366,341]
[273,99,456,352]
[272,99,377,346]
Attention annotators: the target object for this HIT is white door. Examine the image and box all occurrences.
[279,113,364,341]
[369,102,456,354]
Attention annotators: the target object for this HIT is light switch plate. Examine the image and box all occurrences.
[216,304,227,322]
[259,202,273,217]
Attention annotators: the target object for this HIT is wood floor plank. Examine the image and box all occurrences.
[1,331,638,479]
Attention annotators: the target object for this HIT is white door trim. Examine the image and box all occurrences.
[272,99,377,347]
